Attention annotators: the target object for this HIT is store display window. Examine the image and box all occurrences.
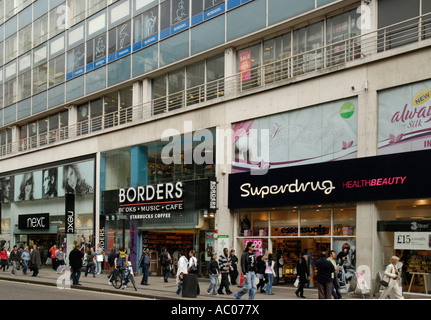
[300,209,331,236]
[238,212,268,237]
[333,208,356,236]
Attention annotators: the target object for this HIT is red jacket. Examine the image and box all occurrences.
[49,247,57,259]
[0,250,7,260]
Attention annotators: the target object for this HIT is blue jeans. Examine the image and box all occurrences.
[22,260,29,274]
[71,268,81,285]
[208,274,218,295]
[85,262,95,276]
[235,271,256,300]
[263,273,273,294]
[141,264,149,284]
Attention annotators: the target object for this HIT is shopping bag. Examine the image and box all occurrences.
[294,278,299,288]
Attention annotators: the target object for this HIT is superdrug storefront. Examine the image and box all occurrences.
[228,150,431,293]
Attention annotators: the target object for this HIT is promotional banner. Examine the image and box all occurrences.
[394,232,431,250]
[378,79,431,155]
[232,98,358,172]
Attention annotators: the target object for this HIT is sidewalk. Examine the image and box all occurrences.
[0,266,428,300]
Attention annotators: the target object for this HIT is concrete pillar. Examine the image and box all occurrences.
[224,47,236,98]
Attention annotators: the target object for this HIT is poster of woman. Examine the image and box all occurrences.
[58,160,94,196]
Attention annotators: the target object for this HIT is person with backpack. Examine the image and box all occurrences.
[160,247,172,283]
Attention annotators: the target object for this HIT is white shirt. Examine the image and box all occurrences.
[176,255,188,283]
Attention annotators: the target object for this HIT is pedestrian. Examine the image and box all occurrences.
[295,252,309,298]
[30,245,41,277]
[55,247,65,273]
[84,247,96,277]
[315,251,335,299]
[229,249,239,285]
[69,244,84,285]
[139,248,151,285]
[160,247,172,283]
[256,255,266,293]
[207,254,220,296]
[176,251,188,295]
[328,250,341,299]
[7,247,11,270]
[49,244,58,270]
[110,248,127,286]
[262,253,276,295]
[234,241,257,300]
[188,250,200,295]
[379,256,404,299]
[218,248,233,295]
[10,245,22,276]
[0,247,8,272]
[107,248,117,283]
[21,246,30,275]
[95,243,103,275]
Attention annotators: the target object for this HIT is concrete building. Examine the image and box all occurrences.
[0,0,430,294]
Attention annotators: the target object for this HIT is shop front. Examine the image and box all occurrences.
[0,156,96,259]
[100,129,216,276]
[228,149,431,293]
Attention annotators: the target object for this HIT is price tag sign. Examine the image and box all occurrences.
[394,232,431,250]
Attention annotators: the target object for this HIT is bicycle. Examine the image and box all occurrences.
[110,262,137,291]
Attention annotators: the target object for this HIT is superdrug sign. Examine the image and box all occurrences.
[228,150,431,209]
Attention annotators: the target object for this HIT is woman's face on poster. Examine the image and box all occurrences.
[66,166,77,190]
[24,175,33,199]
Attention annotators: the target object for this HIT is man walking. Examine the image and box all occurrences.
[160,247,172,283]
[10,245,22,276]
[69,244,84,285]
[315,251,335,299]
[139,248,151,285]
[30,245,41,277]
[234,242,257,300]
[328,250,341,299]
[218,248,233,294]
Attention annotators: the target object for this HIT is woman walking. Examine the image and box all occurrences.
[379,256,404,299]
[0,247,8,272]
[21,246,31,275]
[263,253,276,295]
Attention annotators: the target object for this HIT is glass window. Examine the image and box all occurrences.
[192,0,203,16]
[152,75,167,115]
[90,98,103,132]
[333,208,356,236]
[206,54,224,101]
[94,33,107,60]
[263,32,292,83]
[143,6,159,38]
[18,24,32,55]
[119,86,133,124]
[18,71,31,101]
[49,54,65,87]
[238,212,269,237]
[69,0,86,26]
[172,0,189,25]
[300,209,331,236]
[186,61,204,106]
[103,147,132,190]
[168,68,185,111]
[5,35,17,63]
[117,21,131,50]
[108,27,117,54]
[293,21,324,74]
[38,117,48,146]
[204,0,223,10]
[50,3,67,38]
[4,78,17,106]
[104,91,118,128]
[33,14,49,47]
[160,0,171,31]
[88,0,107,17]
[268,0,314,25]
[270,210,299,236]
[33,63,48,94]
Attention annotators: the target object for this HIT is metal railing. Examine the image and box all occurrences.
[2,13,431,158]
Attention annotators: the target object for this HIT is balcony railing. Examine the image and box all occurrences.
[1,13,431,158]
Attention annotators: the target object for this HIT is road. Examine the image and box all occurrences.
[0,279,150,300]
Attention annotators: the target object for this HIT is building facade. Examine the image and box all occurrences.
[0,0,431,294]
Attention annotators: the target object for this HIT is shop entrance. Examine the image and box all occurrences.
[272,238,331,285]
[143,230,196,276]
[16,233,66,265]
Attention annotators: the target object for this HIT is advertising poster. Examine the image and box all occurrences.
[355,272,370,294]
[205,232,215,262]
[394,232,431,250]
[232,98,358,172]
[0,176,13,203]
[244,238,263,256]
[58,160,94,196]
[239,50,251,82]
[333,240,356,282]
[378,79,431,155]
[15,171,42,201]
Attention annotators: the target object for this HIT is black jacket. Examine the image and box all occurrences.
[315,257,335,283]
[240,251,256,274]
[296,257,309,281]
[69,248,84,269]
[208,260,219,275]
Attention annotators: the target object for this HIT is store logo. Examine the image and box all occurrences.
[340,102,355,119]
[239,179,335,199]
[410,222,430,231]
